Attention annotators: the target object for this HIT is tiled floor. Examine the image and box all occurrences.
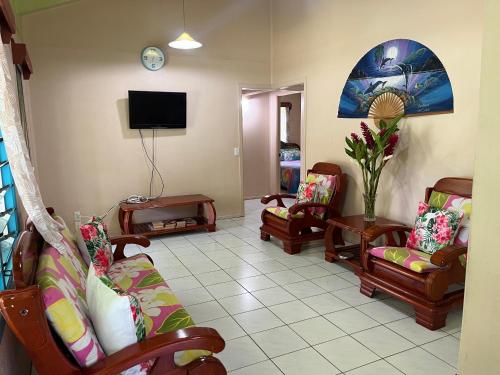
[124,199,462,375]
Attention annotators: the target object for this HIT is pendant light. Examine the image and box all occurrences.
[169,0,202,49]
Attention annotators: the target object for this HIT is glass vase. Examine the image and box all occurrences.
[363,193,377,222]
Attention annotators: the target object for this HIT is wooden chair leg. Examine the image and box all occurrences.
[415,306,448,331]
[284,242,301,254]
[360,280,376,298]
[260,230,270,241]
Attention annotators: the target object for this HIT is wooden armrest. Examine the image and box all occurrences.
[288,202,328,215]
[430,245,467,266]
[83,327,225,375]
[261,194,296,207]
[361,224,413,242]
[111,235,150,262]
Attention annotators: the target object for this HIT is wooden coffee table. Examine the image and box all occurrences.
[324,215,404,273]
[118,194,216,237]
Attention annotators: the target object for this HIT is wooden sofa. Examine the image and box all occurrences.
[358,178,472,330]
[0,208,226,375]
[260,162,347,254]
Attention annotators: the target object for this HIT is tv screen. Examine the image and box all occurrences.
[128,90,186,129]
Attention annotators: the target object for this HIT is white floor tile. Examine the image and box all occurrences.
[225,264,262,279]
[195,270,233,286]
[386,347,456,375]
[215,336,267,371]
[283,280,327,298]
[219,293,264,314]
[386,317,448,345]
[233,308,285,334]
[352,326,415,357]
[204,316,246,341]
[310,274,354,291]
[324,308,380,334]
[319,261,352,274]
[357,300,411,324]
[314,336,380,372]
[292,265,332,279]
[237,275,278,292]
[207,281,247,299]
[273,347,341,375]
[269,300,319,324]
[345,360,403,375]
[332,285,386,306]
[277,256,314,268]
[175,287,214,306]
[167,275,203,291]
[421,335,460,367]
[229,245,265,256]
[251,326,309,358]
[196,242,227,253]
[301,293,350,314]
[230,360,282,375]
[337,271,361,285]
[441,309,463,334]
[186,300,228,323]
[251,286,296,306]
[266,270,306,285]
[289,316,346,345]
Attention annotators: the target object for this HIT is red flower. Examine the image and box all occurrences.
[379,128,387,137]
[360,122,375,149]
[432,227,452,244]
[351,133,361,143]
[436,214,449,228]
[417,202,429,216]
[384,134,399,156]
[94,249,110,270]
[406,229,420,249]
[80,225,97,241]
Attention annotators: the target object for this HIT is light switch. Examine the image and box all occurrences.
[233,147,240,156]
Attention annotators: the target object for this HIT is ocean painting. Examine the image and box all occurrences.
[338,39,453,118]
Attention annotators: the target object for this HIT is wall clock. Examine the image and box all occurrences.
[141,46,166,71]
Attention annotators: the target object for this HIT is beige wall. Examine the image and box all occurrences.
[242,93,271,198]
[271,0,483,225]
[459,0,500,373]
[279,93,301,145]
[21,0,271,233]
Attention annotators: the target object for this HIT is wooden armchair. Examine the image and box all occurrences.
[358,178,472,330]
[0,209,226,375]
[260,162,347,254]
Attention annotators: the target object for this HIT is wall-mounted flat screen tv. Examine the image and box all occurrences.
[128,90,186,129]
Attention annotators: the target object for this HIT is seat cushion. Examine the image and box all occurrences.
[108,255,210,366]
[37,242,106,367]
[265,206,304,220]
[369,246,441,273]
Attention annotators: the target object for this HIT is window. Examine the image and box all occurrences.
[280,102,292,143]
[0,67,24,292]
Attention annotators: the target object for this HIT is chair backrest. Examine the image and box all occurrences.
[425,177,473,202]
[0,209,83,375]
[306,162,347,219]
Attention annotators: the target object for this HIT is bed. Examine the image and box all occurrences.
[280,145,301,194]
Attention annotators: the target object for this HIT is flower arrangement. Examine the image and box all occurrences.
[345,117,402,221]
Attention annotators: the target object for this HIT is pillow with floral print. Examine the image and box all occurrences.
[80,217,114,273]
[406,202,464,255]
[295,181,317,204]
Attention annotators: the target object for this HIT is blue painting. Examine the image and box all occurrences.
[338,39,453,118]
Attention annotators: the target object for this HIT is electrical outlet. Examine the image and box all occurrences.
[233,147,240,156]
[74,211,81,223]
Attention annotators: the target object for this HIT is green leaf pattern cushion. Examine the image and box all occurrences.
[406,202,463,255]
[107,254,211,366]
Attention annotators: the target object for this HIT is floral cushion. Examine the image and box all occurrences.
[108,255,210,366]
[36,243,106,367]
[428,191,472,247]
[304,173,337,218]
[265,206,304,220]
[80,217,114,273]
[406,202,463,255]
[370,246,441,273]
[296,181,316,204]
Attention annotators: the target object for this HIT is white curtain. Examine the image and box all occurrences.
[0,43,68,253]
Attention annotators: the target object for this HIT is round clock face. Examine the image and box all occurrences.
[141,47,166,71]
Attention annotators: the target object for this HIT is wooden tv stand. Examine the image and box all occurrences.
[118,194,216,237]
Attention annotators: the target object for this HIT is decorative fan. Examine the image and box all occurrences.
[368,92,405,127]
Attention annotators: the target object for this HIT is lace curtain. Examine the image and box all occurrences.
[0,43,67,253]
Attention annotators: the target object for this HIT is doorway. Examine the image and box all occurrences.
[239,84,305,213]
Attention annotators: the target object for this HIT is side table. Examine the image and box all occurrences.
[324,215,405,273]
